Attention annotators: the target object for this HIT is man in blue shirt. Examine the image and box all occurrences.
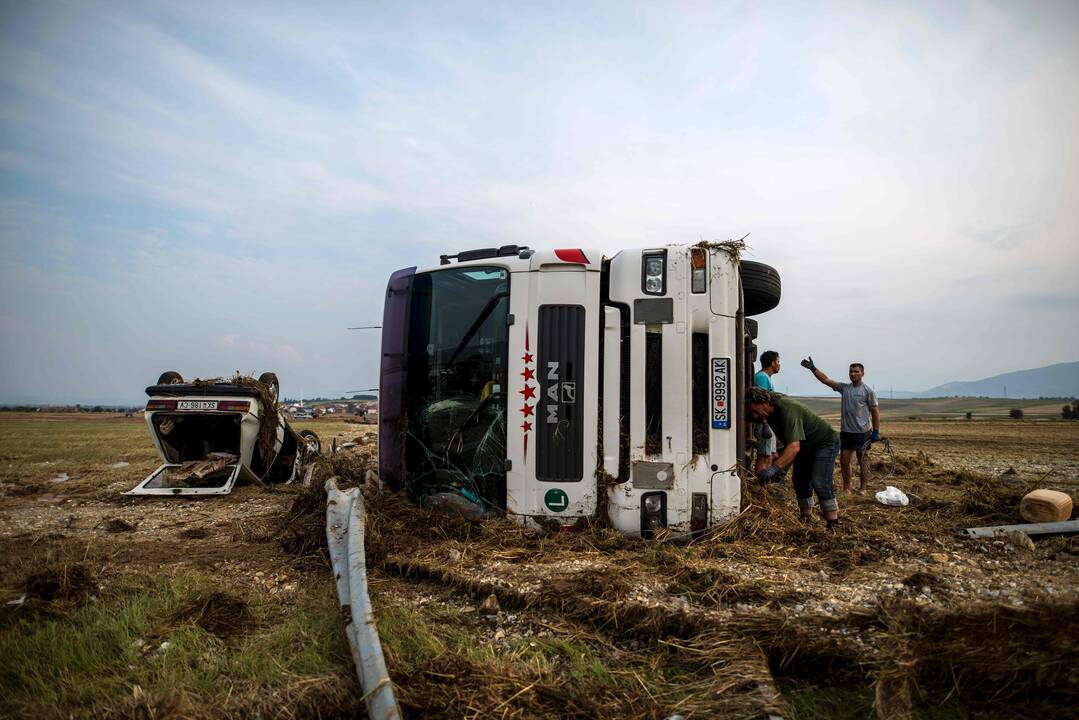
[753,351,781,472]
[755,350,779,391]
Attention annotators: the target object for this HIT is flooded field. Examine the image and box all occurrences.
[1,414,1076,719]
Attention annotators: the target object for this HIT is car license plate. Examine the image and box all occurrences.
[711,357,730,429]
[177,400,218,411]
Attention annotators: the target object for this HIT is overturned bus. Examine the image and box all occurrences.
[378,244,780,537]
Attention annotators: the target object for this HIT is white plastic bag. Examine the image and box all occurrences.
[875,485,909,507]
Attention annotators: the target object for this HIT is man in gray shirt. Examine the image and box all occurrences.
[801,357,881,495]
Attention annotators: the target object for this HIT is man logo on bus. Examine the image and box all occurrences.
[546,361,560,423]
[545,362,576,423]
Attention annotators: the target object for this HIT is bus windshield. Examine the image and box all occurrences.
[401,266,510,508]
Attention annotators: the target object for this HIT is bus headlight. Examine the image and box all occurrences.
[642,251,667,295]
[691,493,709,532]
[640,492,667,537]
[690,248,707,294]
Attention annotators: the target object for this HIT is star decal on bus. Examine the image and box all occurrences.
[521,322,534,460]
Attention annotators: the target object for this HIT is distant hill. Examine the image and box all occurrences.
[916,361,1078,399]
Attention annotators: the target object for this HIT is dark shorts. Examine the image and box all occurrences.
[791,438,840,513]
[840,431,870,450]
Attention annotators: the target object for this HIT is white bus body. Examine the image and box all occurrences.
[378,244,779,537]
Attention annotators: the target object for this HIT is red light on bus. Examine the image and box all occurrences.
[554,248,589,264]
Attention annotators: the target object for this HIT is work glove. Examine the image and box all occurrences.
[800,356,816,371]
[870,429,880,442]
[757,464,786,484]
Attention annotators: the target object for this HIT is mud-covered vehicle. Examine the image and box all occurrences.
[127,371,320,496]
[379,242,781,537]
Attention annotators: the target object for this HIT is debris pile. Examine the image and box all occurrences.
[327,448,1078,718]
[170,452,237,483]
[276,435,378,557]
[266,430,1079,718]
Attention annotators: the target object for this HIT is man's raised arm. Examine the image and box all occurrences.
[800,356,842,391]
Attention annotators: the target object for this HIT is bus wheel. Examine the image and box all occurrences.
[741,261,781,316]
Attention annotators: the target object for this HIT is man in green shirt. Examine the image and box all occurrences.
[745,387,841,528]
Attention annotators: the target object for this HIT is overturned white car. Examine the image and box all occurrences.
[127,371,320,496]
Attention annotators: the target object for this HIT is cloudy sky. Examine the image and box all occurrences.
[1,0,1077,404]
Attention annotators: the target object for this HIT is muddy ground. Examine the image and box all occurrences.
[1,415,1077,719]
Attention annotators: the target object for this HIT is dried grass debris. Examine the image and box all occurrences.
[276,442,378,557]
[694,237,748,264]
[875,598,1079,711]
[268,429,1079,717]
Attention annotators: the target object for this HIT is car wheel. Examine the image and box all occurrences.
[299,429,321,455]
[258,372,279,403]
[157,371,183,385]
[741,261,781,316]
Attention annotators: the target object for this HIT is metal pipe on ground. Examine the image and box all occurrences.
[325,477,401,720]
[965,519,1079,538]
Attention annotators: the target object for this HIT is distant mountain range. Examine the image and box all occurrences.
[886,361,1078,399]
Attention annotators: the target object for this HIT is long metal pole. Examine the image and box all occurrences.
[325,478,401,720]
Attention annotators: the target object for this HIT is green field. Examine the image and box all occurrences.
[795,396,1070,420]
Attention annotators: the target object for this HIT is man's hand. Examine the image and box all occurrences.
[801,356,816,371]
[757,464,786,484]
[870,429,880,442]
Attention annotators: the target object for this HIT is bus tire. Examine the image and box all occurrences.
[741,261,781,316]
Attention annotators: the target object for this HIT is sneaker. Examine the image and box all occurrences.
[826,519,840,532]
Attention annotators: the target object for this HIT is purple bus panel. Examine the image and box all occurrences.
[378,266,416,491]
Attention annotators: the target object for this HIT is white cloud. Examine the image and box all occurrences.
[1,0,1077,401]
